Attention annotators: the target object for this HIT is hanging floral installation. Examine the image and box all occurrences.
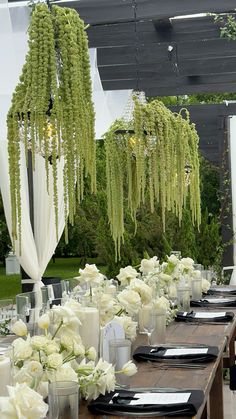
[104,96,201,261]
[7,3,96,248]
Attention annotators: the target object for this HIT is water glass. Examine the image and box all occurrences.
[191,278,202,300]
[48,381,79,419]
[140,304,155,345]
[16,294,30,321]
[177,286,190,311]
[109,338,131,370]
[150,310,166,345]
[0,299,14,322]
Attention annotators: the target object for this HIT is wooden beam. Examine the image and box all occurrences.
[62,0,134,25]
[97,38,236,67]
[179,57,236,77]
[143,83,236,96]
[136,0,236,20]
[98,55,236,81]
[88,16,222,48]
[101,73,236,95]
[8,0,236,24]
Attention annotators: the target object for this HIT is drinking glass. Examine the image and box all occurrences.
[0,299,14,322]
[48,381,79,419]
[141,304,155,345]
[150,310,166,345]
[109,338,131,370]
[177,286,190,311]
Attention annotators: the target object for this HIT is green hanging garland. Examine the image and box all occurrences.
[105,98,201,260]
[7,4,96,248]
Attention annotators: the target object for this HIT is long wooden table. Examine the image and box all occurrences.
[80,308,236,419]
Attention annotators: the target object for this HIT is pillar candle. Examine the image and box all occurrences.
[79,307,100,354]
[0,355,11,396]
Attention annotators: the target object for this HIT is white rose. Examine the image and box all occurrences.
[31,336,49,351]
[86,346,97,361]
[44,341,60,355]
[114,315,137,341]
[192,270,201,279]
[54,365,78,382]
[59,327,82,352]
[202,278,211,293]
[12,338,33,361]
[167,254,179,265]
[140,256,159,275]
[181,257,194,269]
[37,314,50,330]
[47,353,63,369]
[117,289,141,315]
[26,361,43,378]
[51,305,81,329]
[129,278,152,304]
[11,320,28,337]
[79,264,104,285]
[116,266,138,286]
[84,359,115,400]
[153,296,170,312]
[63,299,82,318]
[120,360,137,376]
[73,343,85,357]
[3,383,48,419]
[158,273,172,283]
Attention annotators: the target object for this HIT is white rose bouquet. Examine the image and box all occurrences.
[0,383,48,419]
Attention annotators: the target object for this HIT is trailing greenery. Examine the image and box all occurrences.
[104,98,201,260]
[214,13,236,40]
[7,3,96,247]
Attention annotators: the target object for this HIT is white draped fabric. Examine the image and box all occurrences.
[0,0,131,293]
[229,116,236,285]
[0,2,66,293]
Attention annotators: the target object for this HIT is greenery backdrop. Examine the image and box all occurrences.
[0,93,226,282]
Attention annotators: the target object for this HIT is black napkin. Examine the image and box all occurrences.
[175,310,234,323]
[191,297,236,307]
[132,345,218,363]
[88,389,204,416]
[208,286,236,295]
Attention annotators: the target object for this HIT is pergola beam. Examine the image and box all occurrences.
[57,0,236,24]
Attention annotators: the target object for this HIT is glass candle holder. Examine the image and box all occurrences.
[191,278,202,300]
[48,381,79,419]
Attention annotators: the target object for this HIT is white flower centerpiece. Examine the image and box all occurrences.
[5,297,137,414]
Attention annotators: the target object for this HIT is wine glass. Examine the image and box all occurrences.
[141,304,155,346]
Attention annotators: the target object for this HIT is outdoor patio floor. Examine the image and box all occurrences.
[224,383,236,419]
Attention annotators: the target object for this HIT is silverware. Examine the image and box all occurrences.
[147,361,207,368]
[153,363,207,370]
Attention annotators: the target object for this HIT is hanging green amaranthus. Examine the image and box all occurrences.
[7,4,96,247]
[105,98,201,260]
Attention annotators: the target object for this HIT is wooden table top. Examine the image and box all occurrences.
[79,310,236,419]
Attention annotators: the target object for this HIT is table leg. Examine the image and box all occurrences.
[200,403,208,419]
[209,358,223,419]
